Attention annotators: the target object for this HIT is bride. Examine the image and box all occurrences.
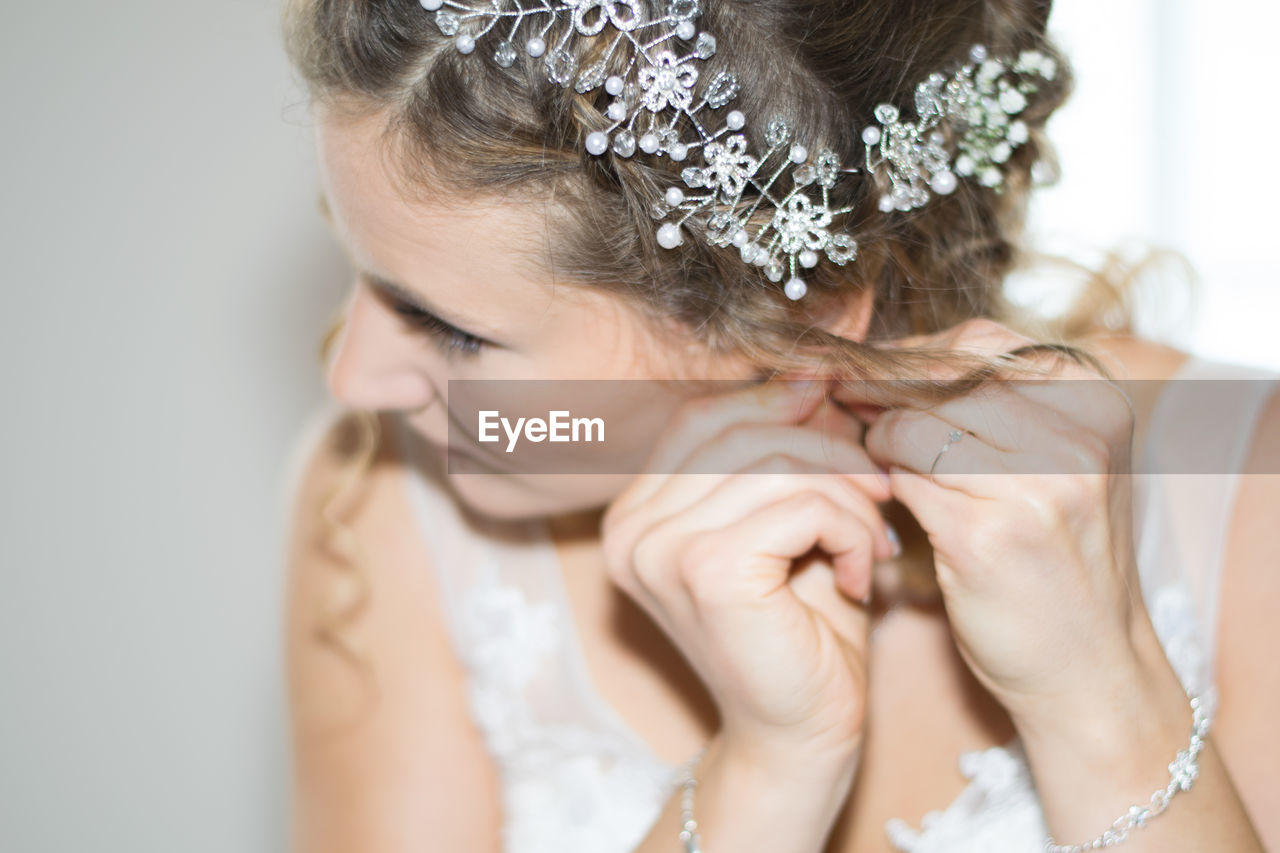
[279,0,1278,850]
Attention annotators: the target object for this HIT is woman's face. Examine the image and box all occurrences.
[312,105,870,520]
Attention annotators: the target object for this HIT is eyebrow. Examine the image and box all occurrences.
[364,269,498,344]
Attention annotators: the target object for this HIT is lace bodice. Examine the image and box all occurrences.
[388,355,1277,853]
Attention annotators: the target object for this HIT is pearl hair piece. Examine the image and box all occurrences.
[419,0,1057,300]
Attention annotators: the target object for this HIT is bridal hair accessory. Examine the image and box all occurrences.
[418,0,1058,301]
[1045,687,1216,852]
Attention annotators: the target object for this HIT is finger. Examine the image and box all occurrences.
[882,464,973,554]
[869,387,1117,486]
[864,408,1011,498]
[639,465,891,591]
[787,546,873,658]
[685,489,879,611]
[877,382,1058,455]
[606,390,888,568]
[648,379,827,473]
[1006,376,1135,454]
[623,438,889,556]
[622,379,827,510]
[664,416,888,489]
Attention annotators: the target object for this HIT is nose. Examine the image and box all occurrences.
[325,281,438,413]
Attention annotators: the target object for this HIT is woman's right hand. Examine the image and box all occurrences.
[600,379,895,771]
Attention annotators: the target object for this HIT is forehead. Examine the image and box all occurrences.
[312,105,563,321]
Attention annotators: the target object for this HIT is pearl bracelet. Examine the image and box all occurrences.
[676,746,709,853]
[1043,686,1216,852]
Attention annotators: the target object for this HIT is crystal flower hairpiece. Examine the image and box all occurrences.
[419,0,1057,300]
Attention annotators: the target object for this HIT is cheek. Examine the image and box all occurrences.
[527,297,668,379]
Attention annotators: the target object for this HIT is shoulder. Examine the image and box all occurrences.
[1209,381,1280,847]
[282,408,502,852]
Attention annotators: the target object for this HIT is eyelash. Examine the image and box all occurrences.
[388,300,488,357]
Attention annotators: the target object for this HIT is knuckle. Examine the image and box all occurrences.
[600,521,637,586]
[1059,437,1107,477]
[789,488,840,518]
[717,422,763,463]
[1077,433,1111,470]
[672,396,717,433]
[630,528,672,591]
[600,499,628,541]
[745,452,804,477]
[964,317,1005,336]
[959,317,1011,345]
[967,507,1016,547]
[1045,469,1102,512]
[678,535,729,604]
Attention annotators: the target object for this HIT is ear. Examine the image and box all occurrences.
[816,286,876,343]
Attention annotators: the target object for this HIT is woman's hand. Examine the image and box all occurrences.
[601,380,894,771]
[834,319,1180,734]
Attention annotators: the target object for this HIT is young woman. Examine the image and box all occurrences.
[279,1,1279,851]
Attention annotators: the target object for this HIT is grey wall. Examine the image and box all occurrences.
[0,2,343,851]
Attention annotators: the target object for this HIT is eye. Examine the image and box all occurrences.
[388,300,489,357]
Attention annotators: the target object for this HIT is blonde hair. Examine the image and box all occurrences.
[284,0,1189,699]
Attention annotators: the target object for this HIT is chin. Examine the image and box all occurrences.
[408,426,634,521]
[441,465,630,522]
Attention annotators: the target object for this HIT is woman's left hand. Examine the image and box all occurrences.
[833,319,1181,734]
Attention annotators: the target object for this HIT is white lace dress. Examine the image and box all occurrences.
[388,355,1277,853]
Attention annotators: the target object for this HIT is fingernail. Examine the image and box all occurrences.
[885,521,902,558]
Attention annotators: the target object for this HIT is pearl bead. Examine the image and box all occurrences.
[456,35,475,54]
[665,187,685,207]
[676,21,696,40]
[419,0,444,9]
[670,143,688,162]
[606,101,627,121]
[799,249,819,268]
[726,110,746,131]
[878,194,895,213]
[789,144,808,163]
[731,228,749,247]
[526,36,546,57]
[585,132,610,155]
[639,133,660,153]
[929,170,957,195]
[861,126,882,146]
[784,277,807,300]
[605,76,624,96]
[656,223,683,249]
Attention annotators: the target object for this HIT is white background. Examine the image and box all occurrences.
[1,2,1276,851]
